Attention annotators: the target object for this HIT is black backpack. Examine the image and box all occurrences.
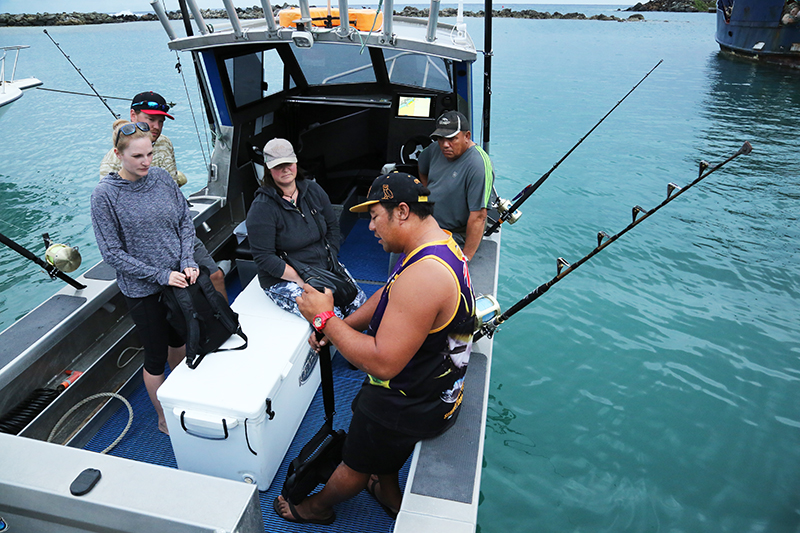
[161,266,247,369]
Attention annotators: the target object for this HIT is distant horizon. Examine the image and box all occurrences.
[0,1,632,15]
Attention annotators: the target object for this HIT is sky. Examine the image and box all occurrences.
[0,0,630,15]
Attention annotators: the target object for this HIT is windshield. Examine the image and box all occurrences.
[384,51,452,91]
[291,42,376,85]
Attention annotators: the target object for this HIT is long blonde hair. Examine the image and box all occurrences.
[112,119,150,152]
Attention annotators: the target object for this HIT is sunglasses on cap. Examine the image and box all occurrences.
[115,122,150,146]
[132,100,170,113]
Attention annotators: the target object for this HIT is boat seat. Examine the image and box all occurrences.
[406,350,487,505]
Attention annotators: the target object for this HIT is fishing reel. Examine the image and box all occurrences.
[43,233,81,274]
[493,197,522,225]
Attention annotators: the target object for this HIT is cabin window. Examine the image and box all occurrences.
[224,53,263,108]
[290,43,376,85]
[224,49,288,108]
[262,48,286,97]
[384,52,452,91]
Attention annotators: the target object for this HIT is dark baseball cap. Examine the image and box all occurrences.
[131,91,174,120]
[430,110,469,139]
[350,172,431,213]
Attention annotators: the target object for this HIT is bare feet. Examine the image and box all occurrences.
[367,475,399,519]
[273,495,336,525]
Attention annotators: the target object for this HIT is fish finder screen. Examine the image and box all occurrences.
[397,96,432,118]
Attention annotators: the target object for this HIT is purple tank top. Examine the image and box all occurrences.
[357,234,477,438]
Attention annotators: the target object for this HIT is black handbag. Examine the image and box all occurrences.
[280,205,358,308]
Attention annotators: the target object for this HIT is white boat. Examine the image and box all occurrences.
[0,45,42,120]
[0,1,500,532]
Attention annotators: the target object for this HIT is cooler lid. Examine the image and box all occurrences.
[158,305,313,419]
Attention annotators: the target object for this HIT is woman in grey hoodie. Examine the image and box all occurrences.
[91,119,198,434]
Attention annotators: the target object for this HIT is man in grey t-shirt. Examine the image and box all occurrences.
[417,110,495,260]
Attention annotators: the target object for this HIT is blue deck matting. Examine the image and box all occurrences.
[84,316,403,533]
[338,218,390,283]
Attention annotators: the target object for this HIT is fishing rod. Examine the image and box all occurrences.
[485,59,664,237]
[42,29,119,119]
[35,86,130,102]
[0,231,86,291]
[475,141,753,342]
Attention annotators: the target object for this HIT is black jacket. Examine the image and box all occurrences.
[246,178,340,290]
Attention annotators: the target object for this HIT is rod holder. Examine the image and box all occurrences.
[338,0,351,36]
[185,0,209,35]
[150,0,177,40]
[383,0,395,42]
[698,160,709,178]
[221,0,243,37]
[556,257,570,275]
[298,0,312,25]
[632,205,648,222]
[426,0,441,42]
[596,231,610,248]
[260,0,278,31]
[667,182,681,198]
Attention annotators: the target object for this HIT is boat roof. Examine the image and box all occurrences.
[167,15,477,62]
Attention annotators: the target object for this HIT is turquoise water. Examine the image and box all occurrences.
[1,8,799,532]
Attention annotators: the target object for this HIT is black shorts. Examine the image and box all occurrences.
[126,293,184,375]
[342,404,420,475]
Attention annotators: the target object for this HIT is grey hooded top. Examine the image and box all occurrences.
[91,167,197,298]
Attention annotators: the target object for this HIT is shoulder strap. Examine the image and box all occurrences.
[316,333,336,425]
[196,267,248,351]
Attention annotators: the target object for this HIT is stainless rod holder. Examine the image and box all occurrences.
[337,0,350,36]
[426,0,441,42]
[383,0,394,40]
[221,0,243,37]
[260,0,278,31]
[150,0,177,40]
[298,0,312,25]
[185,0,209,35]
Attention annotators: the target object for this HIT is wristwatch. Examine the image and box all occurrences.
[313,311,336,332]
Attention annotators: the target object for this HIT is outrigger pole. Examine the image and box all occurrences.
[485,59,663,236]
[475,141,753,342]
[42,29,119,119]
[0,231,86,291]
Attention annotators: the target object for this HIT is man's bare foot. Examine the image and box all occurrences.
[158,420,169,435]
[273,495,336,525]
[366,475,399,519]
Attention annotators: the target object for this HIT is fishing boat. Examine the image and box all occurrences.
[716,0,800,68]
[0,45,42,120]
[0,1,501,531]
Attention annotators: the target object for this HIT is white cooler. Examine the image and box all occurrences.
[157,279,320,491]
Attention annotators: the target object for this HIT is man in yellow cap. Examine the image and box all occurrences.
[274,172,477,525]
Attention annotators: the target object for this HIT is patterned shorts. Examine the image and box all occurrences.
[264,263,367,320]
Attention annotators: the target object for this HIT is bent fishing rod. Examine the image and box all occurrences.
[42,29,119,119]
[485,59,663,236]
[475,141,753,342]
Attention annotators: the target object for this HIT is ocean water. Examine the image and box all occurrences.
[1,6,799,533]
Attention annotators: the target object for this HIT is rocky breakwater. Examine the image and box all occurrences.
[0,11,157,26]
[397,6,645,21]
[625,0,715,12]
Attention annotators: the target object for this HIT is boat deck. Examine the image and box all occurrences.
[84,341,401,532]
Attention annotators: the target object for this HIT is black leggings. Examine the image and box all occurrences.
[126,293,184,375]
